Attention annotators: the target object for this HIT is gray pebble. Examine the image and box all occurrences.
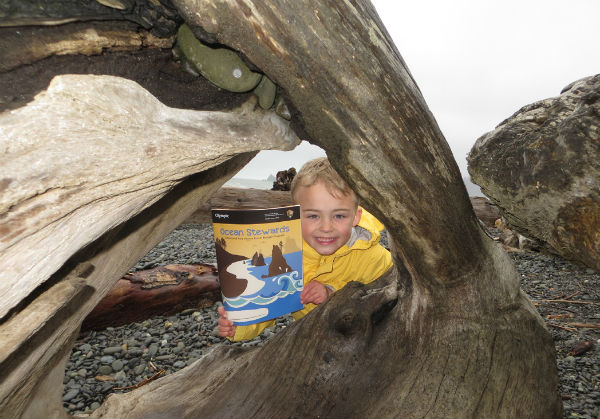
[99,355,115,364]
[148,343,158,358]
[62,388,79,402]
[133,364,146,376]
[127,347,143,357]
[103,346,122,355]
[111,360,124,372]
[96,365,112,375]
[79,343,92,353]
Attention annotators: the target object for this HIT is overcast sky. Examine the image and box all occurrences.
[234,0,600,180]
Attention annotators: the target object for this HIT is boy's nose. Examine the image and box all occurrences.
[320,218,333,232]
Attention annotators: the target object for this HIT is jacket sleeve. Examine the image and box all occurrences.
[230,318,276,342]
[355,244,393,284]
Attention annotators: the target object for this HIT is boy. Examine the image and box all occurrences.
[217,157,393,341]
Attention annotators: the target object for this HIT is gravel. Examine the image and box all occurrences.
[63,224,599,418]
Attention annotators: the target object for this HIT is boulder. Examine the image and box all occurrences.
[468,74,600,271]
[271,167,296,191]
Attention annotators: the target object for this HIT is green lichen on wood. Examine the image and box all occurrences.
[253,75,276,109]
[176,23,261,93]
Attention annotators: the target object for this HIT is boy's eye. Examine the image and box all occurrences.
[334,214,347,219]
[306,214,318,219]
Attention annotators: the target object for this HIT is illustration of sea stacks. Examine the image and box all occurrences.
[251,251,266,266]
[263,244,293,278]
[216,238,300,323]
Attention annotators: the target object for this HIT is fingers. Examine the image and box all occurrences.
[300,281,328,305]
[217,305,236,337]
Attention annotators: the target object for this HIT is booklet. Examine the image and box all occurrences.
[211,205,304,325]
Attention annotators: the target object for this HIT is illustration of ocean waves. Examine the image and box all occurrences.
[226,271,303,308]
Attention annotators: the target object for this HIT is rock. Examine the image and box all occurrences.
[253,75,277,110]
[62,388,80,402]
[133,364,146,376]
[271,168,296,191]
[176,24,262,93]
[103,346,123,355]
[148,343,159,358]
[111,360,124,372]
[468,74,600,271]
[100,355,115,364]
[97,365,113,375]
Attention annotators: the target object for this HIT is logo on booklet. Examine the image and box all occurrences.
[215,213,229,219]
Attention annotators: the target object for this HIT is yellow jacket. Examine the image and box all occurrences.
[231,208,393,341]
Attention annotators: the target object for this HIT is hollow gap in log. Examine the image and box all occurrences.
[63,143,398,416]
[55,156,259,411]
[0,43,252,113]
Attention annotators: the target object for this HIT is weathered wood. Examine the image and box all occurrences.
[184,187,294,223]
[0,74,299,321]
[94,1,562,418]
[0,71,298,417]
[468,74,600,271]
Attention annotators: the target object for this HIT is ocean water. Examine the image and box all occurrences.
[223,251,304,326]
[224,178,273,189]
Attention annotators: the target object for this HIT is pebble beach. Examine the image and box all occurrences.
[63,224,599,418]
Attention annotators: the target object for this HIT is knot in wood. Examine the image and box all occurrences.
[333,308,362,336]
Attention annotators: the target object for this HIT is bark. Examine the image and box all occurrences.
[93,1,562,418]
[81,264,220,332]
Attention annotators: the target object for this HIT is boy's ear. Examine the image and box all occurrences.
[352,207,362,227]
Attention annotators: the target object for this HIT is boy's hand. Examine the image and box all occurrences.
[300,281,331,305]
[217,305,236,337]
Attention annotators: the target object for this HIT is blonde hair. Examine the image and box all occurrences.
[290,157,358,206]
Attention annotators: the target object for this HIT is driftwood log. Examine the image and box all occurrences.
[0,1,561,418]
[81,264,220,332]
[184,187,295,223]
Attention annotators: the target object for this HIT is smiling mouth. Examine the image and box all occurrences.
[316,237,336,244]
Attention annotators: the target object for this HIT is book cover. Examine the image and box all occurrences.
[211,205,304,325]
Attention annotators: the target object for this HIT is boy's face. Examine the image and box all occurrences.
[295,181,362,255]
